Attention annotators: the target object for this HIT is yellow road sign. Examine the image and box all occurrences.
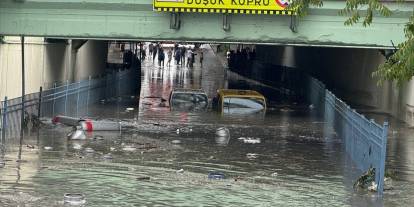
[153,0,295,15]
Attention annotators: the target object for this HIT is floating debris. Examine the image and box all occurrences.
[271,172,278,177]
[84,147,95,153]
[93,135,104,141]
[72,143,82,150]
[208,172,225,180]
[215,135,230,146]
[136,176,151,181]
[102,153,113,160]
[176,169,184,174]
[171,140,182,144]
[234,176,243,181]
[122,145,136,152]
[16,159,28,163]
[110,147,116,152]
[69,129,86,140]
[215,127,230,137]
[63,193,86,205]
[26,144,35,149]
[280,107,293,112]
[44,146,53,150]
[246,153,259,159]
[309,104,315,110]
[354,167,376,190]
[238,137,261,144]
[176,127,193,134]
[126,108,134,111]
[367,181,378,192]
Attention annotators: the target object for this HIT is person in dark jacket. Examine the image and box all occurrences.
[158,47,165,67]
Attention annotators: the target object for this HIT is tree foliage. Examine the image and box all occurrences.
[374,14,414,85]
[289,0,413,85]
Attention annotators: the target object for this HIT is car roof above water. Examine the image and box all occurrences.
[217,89,264,98]
[171,88,207,94]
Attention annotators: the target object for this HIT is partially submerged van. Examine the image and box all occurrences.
[213,89,266,115]
[169,88,208,111]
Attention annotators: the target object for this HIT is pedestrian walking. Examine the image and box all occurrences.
[187,49,193,68]
[181,47,186,66]
[199,50,204,67]
[152,43,158,62]
[149,43,153,57]
[167,49,172,67]
[191,49,196,67]
[158,47,165,67]
[226,49,231,65]
[175,48,181,65]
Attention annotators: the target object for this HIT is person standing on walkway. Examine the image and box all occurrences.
[181,47,186,66]
[226,49,231,66]
[175,48,181,65]
[167,49,173,67]
[158,47,165,67]
[149,43,153,57]
[152,43,158,62]
[199,50,204,67]
[186,49,193,68]
[191,49,196,67]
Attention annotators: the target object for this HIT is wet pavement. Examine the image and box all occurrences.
[1,45,414,206]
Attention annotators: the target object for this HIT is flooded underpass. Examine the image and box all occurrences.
[1,45,414,206]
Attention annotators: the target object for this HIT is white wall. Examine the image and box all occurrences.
[74,40,108,81]
[0,36,64,99]
[0,37,107,100]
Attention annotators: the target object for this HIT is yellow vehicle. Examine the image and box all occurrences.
[213,89,267,115]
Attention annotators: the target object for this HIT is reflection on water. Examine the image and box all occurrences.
[1,45,414,206]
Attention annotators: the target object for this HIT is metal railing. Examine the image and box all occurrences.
[0,68,139,140]
[308,76,388,195]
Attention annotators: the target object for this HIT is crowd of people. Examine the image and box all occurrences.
[226,46,256,75]
[145,42,204,68]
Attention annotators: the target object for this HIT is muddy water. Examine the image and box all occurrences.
[1,45,413,206]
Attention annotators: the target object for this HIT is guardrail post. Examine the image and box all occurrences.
[52,82,57,117]
[64,80,69,115]
[118,68,121,98]
[2,97,8,143]
[378,121,389,195]
[76,81,80,117]
[86,76,91,116]
[37,87,43,118]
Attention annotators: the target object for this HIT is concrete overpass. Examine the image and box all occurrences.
[0,0,412,48]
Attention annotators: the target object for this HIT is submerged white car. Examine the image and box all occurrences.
[169,88,208,112]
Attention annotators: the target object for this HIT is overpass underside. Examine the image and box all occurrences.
[0,0,412,48]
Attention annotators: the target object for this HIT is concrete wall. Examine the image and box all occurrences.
[0,37,107,100]
[255,45,414,126]
[74,40,108,81]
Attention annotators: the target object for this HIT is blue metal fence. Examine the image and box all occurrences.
[0,68,139,140]
[308,76,389,195]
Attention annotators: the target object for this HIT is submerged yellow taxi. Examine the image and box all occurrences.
[213,89,267,115]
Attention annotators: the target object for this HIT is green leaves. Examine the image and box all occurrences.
[288,0,323,17]
[374,14,414,85]
[340,0,391,27]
